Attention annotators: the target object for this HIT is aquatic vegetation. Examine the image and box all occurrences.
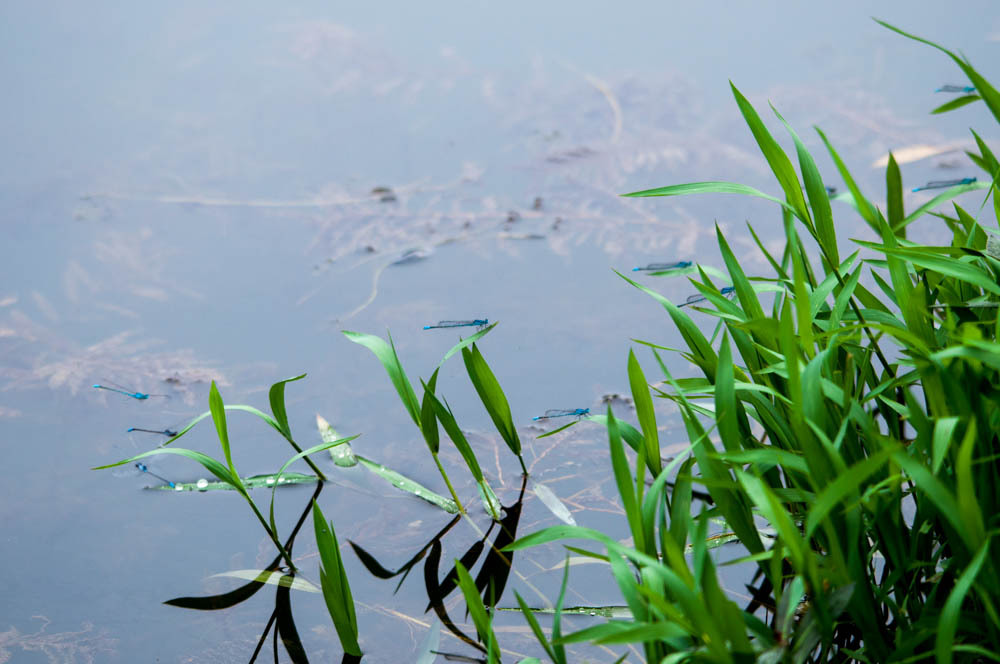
[88,17,1000,663]
[502,19,1000,663]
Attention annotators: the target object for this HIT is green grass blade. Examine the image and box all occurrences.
[268,373,306,438]
[357,455,458,513]
[312,500,362,656]
[439,321,498,366]
[515,592,561,664]
[420,368,442,455]
[209,381,238,478]
[421,383,484,484]
[150,472,318,492]
[93,446,237,486]
[876,19,1000,126]
[616,270,719,379]
[891,451,978,552]
[605,406,644,553]
[886,153,905,235]
[899,180,989,232]
[455,561,500,661]
[953,421,987,548]
[931,94,981,114]
[269,434,361,543]
[816,127,879,232]
[623,181,798,217]
[773,107,839,265]
[935,540,992,664]
[804,446,896,539]
[585,414,644,453]
[462,344,522,460]
[343,330,421,427]
[728,85,808,221]
[627,349,660,476]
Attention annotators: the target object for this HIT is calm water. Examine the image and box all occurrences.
[1,2,996,661]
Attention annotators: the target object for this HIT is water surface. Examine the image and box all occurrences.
[1,2,996,661]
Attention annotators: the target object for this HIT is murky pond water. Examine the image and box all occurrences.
[1,2,996,661]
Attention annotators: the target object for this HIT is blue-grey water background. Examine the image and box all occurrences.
[1,2,997,661]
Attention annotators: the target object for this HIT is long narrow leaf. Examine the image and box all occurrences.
[313,500,362,656]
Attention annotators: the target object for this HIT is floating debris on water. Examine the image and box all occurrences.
[370,186,397,202]
[391,247,432,265]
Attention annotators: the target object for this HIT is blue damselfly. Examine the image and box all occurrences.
[533,408,590,421]
[93,382,166,400]
[912,177,976,192]
[423,319,489,330]
[632,261,691,272]
[678,286,735,308]
[127,426,178,437]
[935,84,975,93]
[134,462,176,488]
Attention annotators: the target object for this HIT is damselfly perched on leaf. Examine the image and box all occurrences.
[935,84,976,93]
[93,382,167,400]
[912,177,976,192]
[632,261,691,272]
[678,286,735,308]
[127,426,178,437]
[423,319,489,330]
[533,408,590,421]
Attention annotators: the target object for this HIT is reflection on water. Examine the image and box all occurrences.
[1,0,997,660]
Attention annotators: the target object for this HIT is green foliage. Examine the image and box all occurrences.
[313,500,363,656]
[507,20,1000,663]
[344,325,526,520]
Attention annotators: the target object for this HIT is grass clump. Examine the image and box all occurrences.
[506,20,1000,663]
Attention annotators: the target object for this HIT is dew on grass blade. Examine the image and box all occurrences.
[423,319,489,330]
[631,260,691,272]
[935,84,976,93]
[911,177,976,192]
[532,408,589,420]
